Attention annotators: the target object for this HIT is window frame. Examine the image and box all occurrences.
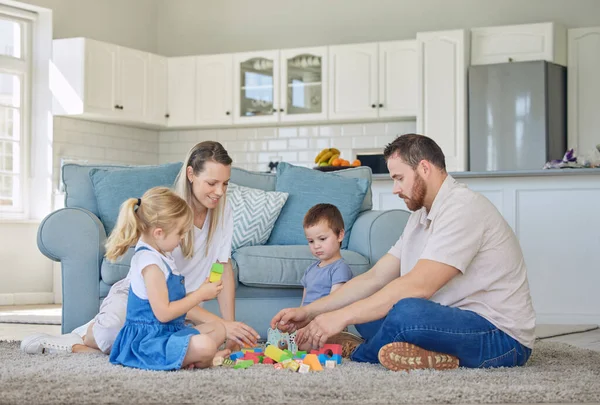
[0,4,34,218]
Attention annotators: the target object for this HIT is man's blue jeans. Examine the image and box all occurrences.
[351,298,532,368]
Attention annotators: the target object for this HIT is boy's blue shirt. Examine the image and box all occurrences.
[301,258,353,306]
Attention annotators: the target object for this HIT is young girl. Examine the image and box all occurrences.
[106,187,229,370]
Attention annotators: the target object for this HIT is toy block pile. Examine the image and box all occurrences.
[212,344,343,372]
[209,263,223,282]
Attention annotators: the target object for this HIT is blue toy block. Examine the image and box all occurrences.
[230,351,244,361]
[318,353,342,365]
[253,348,264,353]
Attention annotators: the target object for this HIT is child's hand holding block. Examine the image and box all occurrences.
[209,263,224,282]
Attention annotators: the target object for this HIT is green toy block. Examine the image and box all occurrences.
[233,360,254,369]
[258,355,264,363]
[283,349,293,357]
[209,263,224,282]
[296,351,307,357]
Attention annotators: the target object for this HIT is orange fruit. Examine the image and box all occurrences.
[352,159,361,167]
[332,158,342,166]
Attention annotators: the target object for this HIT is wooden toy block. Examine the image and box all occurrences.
[253,348,264,353]
[233,360,254,369]
[265,344,286,362]
[303,354,323,371]
[212,356,224,367]
[298,363,310,374]
[325,360,336,369]
[280,358,292,367]
[330,354,342,364]
[310,350,320,355]
[296,350,307,357]
[273,363,284,370]
[242,355,259,364]
[317,354,329,365]
[283,349,293,357]
[209,263,224,282]
[262,357,274,364]
[222,358,235,367]
[287,361,300,372]
[294,359,304,364]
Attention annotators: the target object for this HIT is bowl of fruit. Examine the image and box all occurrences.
[313,148,361,171]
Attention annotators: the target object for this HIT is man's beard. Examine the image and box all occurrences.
[400,173,426,211]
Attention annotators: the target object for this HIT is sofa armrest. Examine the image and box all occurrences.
[37,208,107,333]
[347,209,411,265]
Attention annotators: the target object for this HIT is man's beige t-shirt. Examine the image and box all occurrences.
[388,175,536,348]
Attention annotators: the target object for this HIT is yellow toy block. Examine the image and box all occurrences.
[287,360,300,372]
[265,344,286,362]
[303,354,323,371]
[209,263,224,282]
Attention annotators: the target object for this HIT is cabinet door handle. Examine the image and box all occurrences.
[114,104,119,109]
[279,108,284,112]
[226,111,230,115]
[272,108,277,113]
[379,103,384,108]
[165,113,170,118]
[371,104,377,108]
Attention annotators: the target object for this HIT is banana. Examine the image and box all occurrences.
[314,148,330,163]
[318,151,334,164]
[328,154,340,165]
[330,148,341,155]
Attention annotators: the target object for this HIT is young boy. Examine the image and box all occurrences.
[297,203,353,350]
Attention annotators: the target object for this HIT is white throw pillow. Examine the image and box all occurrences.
[226,182,289,251]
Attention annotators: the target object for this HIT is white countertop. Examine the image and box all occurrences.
[371,168,600,180]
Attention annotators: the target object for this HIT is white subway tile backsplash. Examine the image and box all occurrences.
[288,138,309,149]
[298,126,319,137]
[268,139,287,150]
[352,136,376,149]
[385,121,416,136]
[237,128,257,140]
[309,138,330,149]
[330,137,353,149]
[217,129,237,141]
[364,123,386,136]
[256,128,278,139]
[319,125,341,137]
[248,141,268,151]
[278,127,297,138]
[341,124,365,136]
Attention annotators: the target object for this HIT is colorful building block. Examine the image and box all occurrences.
[265,344,293,363]
[229,351,244,361]
[209,263,224,282]
[298,363,310,374]
[287,360,300,372]
[325,360,336,369]
[212,356,224,366]
[302,354,323,371]
[233,360,254,369]
[263,357,274,364]
[273,363,284,370]
[222,358,235,367]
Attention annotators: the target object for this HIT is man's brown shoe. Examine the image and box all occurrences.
[327,331,364,358]
[378,342,459,371]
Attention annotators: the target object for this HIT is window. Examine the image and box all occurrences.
[0,8,31,215]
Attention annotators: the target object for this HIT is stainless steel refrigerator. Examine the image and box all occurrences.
[468,61,567,171]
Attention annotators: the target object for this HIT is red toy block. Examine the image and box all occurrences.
[319,344,342,357]
[262,357,274,364]
[310,350,320,355]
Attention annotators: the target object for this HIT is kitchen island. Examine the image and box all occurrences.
[370,168,600,326]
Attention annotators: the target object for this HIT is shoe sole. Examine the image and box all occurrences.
[378,342,459,371]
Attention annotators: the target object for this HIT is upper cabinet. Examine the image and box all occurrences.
[196,54,234,126]
[147,54,168,126]
[568,27,600,157]
[167,56,196,127]
[52,38,154,124]
[471,22,567,66]
[328,41,418,120]
[416,30,469,172]
[280,47,328,123]
[234,50,280,124]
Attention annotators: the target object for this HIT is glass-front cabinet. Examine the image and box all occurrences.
[233,51,279,124]
[233,47,328,124]
[280,47,328,122]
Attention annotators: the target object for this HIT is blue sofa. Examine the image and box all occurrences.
[37,163,410,337]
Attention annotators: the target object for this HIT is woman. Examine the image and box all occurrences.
[22,141,259,358]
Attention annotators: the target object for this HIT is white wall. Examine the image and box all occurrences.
[156,0,600,56]
[19,0,159,52]
[158,120,416,171]
[52,117,159,194]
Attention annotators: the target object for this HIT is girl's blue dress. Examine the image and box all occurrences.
[109,246,199,370]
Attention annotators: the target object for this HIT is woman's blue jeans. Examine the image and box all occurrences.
[351,298,532,368]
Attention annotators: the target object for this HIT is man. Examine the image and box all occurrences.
[271,134,535,371]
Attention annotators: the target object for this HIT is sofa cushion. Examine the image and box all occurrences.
[226,183,289,251]
[231,167,276,191]
[101,248,241,290]
[89,162,183,234]
[334,166,373,212]
[234,245,370,288]
[268,162,370,249]
[62,163,133,216]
